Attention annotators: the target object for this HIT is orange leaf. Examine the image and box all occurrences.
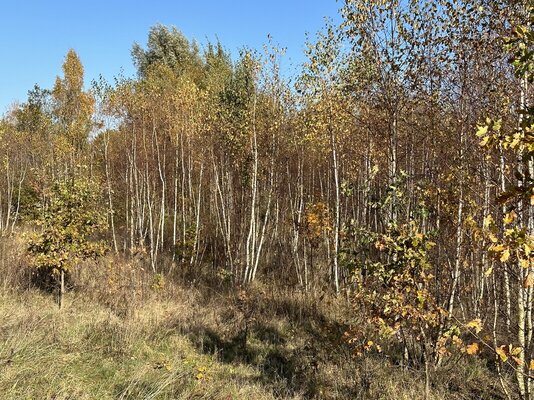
[466,342,479,355]
[512,356,524,366]
[524,273,534,288]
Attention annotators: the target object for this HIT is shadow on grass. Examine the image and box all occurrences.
[179,291,359,399]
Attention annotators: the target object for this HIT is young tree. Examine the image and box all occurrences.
[345,220,444,399]
[28,176,107,308]
[53,50,94,142]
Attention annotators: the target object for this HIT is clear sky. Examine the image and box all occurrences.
[0,0,341,113]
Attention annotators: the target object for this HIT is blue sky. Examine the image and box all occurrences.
[0,0,341,113]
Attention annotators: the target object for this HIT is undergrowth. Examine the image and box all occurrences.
[0,238,514,399]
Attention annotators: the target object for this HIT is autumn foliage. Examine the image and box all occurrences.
[0,1,534,398]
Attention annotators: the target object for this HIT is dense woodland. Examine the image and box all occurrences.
[1,0,534,398]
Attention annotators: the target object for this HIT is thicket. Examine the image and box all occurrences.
[1,1,534,398]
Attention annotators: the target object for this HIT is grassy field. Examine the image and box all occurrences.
[0,238,511,400]
[0,284,508,399]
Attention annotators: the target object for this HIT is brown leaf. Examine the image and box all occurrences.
[524,273,534,288]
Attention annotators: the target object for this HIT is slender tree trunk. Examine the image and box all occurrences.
[104,131,118,254]
[330,121,341,295]
[244,93,259,284]
[59,270,65,310]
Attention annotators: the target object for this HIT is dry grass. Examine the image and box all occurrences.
[0,289,284,399]
[0,236,514,399]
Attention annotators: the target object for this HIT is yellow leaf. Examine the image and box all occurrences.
[511,346,522,356]
[466,342,479,355]
[479,136,490,147]
[484,267,493,277]
[476,125,489,137]
[529,360,534,370]
[496,346,508,362]
[500,249,511,263]
[491,244,506,252]
[483,215,494,228]
[466,319,483,334]
[525,244,531,257]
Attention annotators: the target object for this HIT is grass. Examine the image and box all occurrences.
[0,289,280,399]
[0,244,515,399]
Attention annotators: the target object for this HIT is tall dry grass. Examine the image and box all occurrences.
[0,234,513,399]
